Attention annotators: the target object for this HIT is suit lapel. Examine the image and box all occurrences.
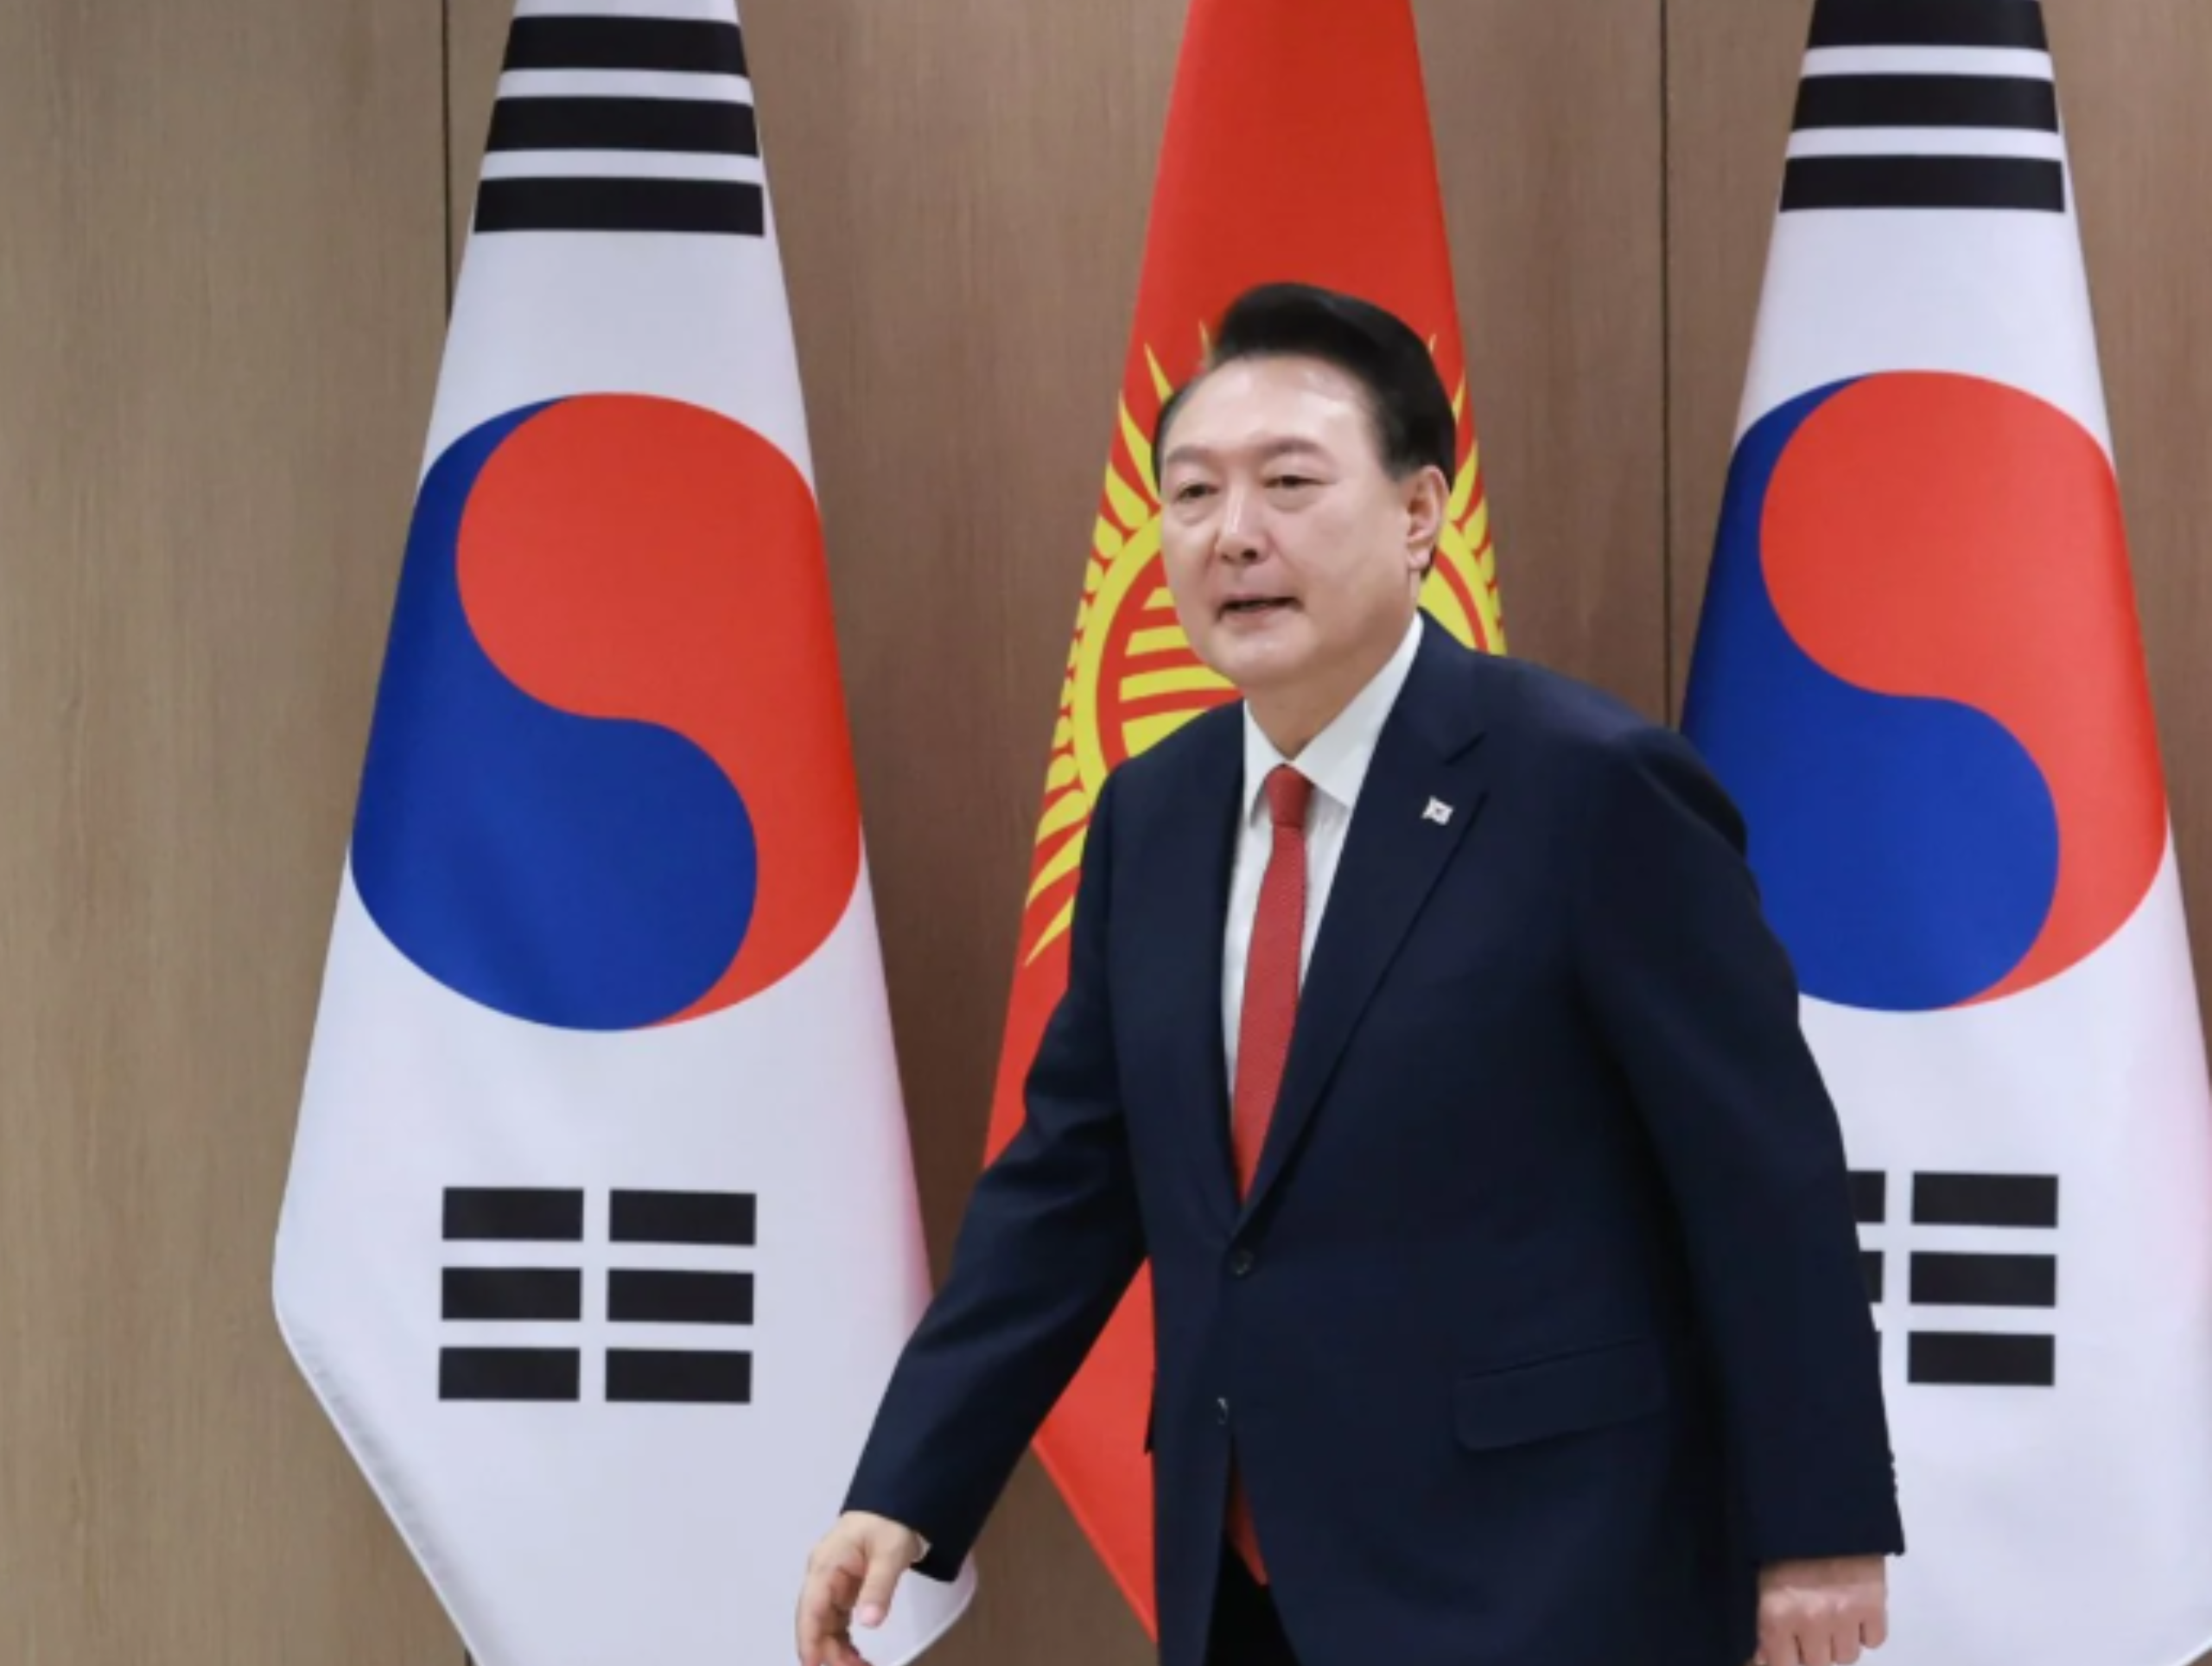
[1146,707,1244,1229]
[1239,624,1493,1224]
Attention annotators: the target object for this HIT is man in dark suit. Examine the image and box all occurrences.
[795,283,1902,1666]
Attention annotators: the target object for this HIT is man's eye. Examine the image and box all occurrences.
[1269,475,1315,490]
[1173,482,1215,503]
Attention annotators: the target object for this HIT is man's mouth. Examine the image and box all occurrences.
[1220,597,1298,619]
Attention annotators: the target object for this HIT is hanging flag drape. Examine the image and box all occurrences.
[273,5,973,1661]
[1682,4,2212,1662]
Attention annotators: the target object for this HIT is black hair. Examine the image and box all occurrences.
[1150,282,1458,484]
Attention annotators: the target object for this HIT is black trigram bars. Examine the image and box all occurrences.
[474,14,765,237]
[1784,0,2064,214]
[502,16,748,76]
[486,98,758,161]
[1854,1168,2060,1388]
[439,1187,588,1402]
[1850,1169,1888,1301]
[443,1185,584,1242]
[438,1187,755,1404]
[1808,0,2047,50]
[607,1189,755,1405]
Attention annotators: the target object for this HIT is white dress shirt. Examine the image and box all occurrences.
[1222,613,1424,1089]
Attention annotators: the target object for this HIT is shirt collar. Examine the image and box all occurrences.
[1241,613,1425,824]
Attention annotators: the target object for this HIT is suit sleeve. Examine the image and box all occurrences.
[1573,724,1904,1564]
[842,769,1147,1580]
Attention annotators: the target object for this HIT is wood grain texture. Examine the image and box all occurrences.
[1660,0,1807,717]
[0,2,458,1662]
[446,0,505,284]
[1426,0,1668,717]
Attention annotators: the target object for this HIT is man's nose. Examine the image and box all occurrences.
[1213,486,1262,563]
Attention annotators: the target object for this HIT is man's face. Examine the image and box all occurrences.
[1154,354,1440,703]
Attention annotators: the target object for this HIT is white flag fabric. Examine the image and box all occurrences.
[1682,3,2212,1663]
[272,3,974,1661]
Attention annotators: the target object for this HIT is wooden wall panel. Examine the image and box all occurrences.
[0,3,459,1663]
[1427,2,1669,717]
[447,3,505,280]
[1660,0,1805,715]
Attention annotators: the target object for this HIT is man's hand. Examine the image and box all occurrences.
[794,1510,925,1666]
[1752,1555,1888,1666]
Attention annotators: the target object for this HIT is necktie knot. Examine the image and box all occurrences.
[1264,765,1313,831]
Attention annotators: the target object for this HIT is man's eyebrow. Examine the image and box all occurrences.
[1159,436,1328,471]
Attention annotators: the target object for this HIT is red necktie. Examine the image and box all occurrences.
[1224,764,1313,1580]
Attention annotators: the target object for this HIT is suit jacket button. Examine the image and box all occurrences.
[1215,1396,1231,1426]
[1228,1248,1255,1278]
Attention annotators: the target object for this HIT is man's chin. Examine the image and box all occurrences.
[1200,636,1312,698]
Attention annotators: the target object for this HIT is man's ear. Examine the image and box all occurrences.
[1405,463,1449,575]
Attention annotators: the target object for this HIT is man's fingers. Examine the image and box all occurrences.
[1840,1604,1880,1659]
[810,1636,866,1666]
[796,1549,865,1666]
[1863,1607,1890,1650]
[798,1606,869,1666]
[794,1592,840,1666]
[1758,1620,1804,1666]
[1765,1603,1871,1666]
[797,1516,926,1666]
[852,1539,907,1630]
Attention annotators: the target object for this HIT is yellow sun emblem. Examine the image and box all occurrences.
[1019,345,1506,963]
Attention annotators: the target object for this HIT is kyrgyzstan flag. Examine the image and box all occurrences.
[985,0,1506,1629]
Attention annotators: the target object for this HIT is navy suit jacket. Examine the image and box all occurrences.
[847,617,1903,1666]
